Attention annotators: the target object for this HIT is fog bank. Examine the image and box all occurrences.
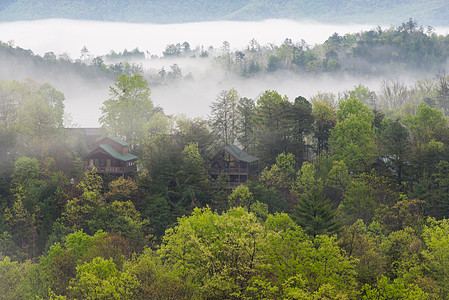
[0,19,441,127]
[0,19,382,57]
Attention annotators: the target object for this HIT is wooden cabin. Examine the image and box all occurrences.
[84,136,138,176]
[210,145,259,188]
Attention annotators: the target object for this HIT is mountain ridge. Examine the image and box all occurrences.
[0,0,448,26]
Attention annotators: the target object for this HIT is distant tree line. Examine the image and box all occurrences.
[2,20,449,88]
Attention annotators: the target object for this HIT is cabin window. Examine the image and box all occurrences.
[107,159,111,166]
[94,159,99,166]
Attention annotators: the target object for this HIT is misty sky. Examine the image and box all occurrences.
[1,19,446,127]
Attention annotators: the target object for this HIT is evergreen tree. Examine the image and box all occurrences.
[292,188,341,238]
[379,118,411,183]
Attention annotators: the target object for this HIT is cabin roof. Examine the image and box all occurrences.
[79,127,103,136]
[97,144,138,162]
[100,136,128,146]
[66,127,102,135]
[224,145,259,163]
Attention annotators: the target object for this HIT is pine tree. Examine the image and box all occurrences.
[293,188,341,238]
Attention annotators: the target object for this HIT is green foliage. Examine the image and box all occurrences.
[348,84,376,109]
[38,230,136,298]
[175,116,215,159]
[180,142,209,189]
[375,199,425,233]
[362,276,429,300]
[38,242,76,297]
[260,152,296,193]
[421,218,449,297]
[338,220,384,286]
[293,188,341,238]
[105,177,139,203]
[228,185,254,211]
[341,179,377,224]
[330,96,376,173]
[126,248,192,299]
[144,193,172,238]
[404,102,447,146]
[159,207,265,298]
[237,97,256,153]
[99,74,153,148]
[292,161,323,196]
[325,160,350,197]
[209,88,239,147]
[89,200,149,248]
[144,111,171,138]
[0,256,33,299]
[246,180,288,214]
[3,197,38,259]
[381,227,420,281]
[260,215,357,298]
[0,79,66,162]
[64,230,107,263]
[11,156,40,185]
[337,95,374,123]
[312,101,336,155]
[404,103,449,179]
[67,257,138,299]
[4,16,449,299]
[254,91,313,165]
[63,171,104,231]
[418,161,449,219]
[0,232,22,261]
[379,118,411,182]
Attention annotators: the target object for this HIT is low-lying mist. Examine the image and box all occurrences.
[150,67,385,117]
[0,19,381,57]
[0,19,444,127]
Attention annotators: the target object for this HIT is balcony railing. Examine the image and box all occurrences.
[87,165,137,174]
[209,167,249,175]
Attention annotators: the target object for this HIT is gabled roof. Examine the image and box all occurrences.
[224,145,259,163]
[79,128,103,136]
[97,144,138,162]
[66,127,103,136]
[101,136,128,146]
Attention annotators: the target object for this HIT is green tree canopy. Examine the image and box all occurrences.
[99,74,153,149]
[329,95,376,173]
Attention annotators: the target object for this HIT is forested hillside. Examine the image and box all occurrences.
[2,63,449,298]
[0,0,448,25]
[4,18,449,299]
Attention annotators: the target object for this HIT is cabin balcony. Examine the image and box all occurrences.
[209,167,250,175]
[86,165,137,174]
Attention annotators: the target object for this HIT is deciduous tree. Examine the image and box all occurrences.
[99,74,153,149]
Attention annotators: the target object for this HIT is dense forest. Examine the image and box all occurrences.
[0,0,448,25]
[3,20,449,299]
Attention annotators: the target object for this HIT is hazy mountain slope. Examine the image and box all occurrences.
[0,0,250,23]
[0,0,447,26]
